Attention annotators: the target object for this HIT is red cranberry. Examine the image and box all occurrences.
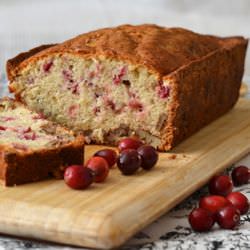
[113,75,122,85]
[128,99,143,112]
[62,69,73,81]
[226,192,249,215]
[70,82,80,95]
[156,81,170,99]
[208,175,233,196]
[231,166,250,186]
[23,132,36,140]
[88,71,95,80]
[113,66,127,85]
[68,104,79,118]
[216,205,240,229]
[43,61,53,72]
[118,137,143,152]
[0,126,6,130]
[199,195,231,214]
[137,145,158,170]
[19,127,32,133]
[64,165,93,189]
[188,208,215,232]
[94,149,117,168]
[85,157,109,183]
[106,98,116,111]
[1,116,15,122]
[117,149,141,175]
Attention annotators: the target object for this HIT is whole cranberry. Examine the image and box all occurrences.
[85,157,109,183]
[188,208,215,232]
[208,175,233,196]
[64,165,93,190]
[117,149,141,175]
[118,137,143,152]
[137,145,158,170]
[199,195,231,214]
[226,192,249,215]
[231,166,250,186]
[94,149,117,168]
[216,205,240,229]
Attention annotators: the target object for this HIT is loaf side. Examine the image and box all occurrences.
[161,37,248,150]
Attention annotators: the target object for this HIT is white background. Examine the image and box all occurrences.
[0,0,249,77]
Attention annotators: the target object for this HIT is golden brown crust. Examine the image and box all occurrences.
[0,136,84,186]
[159,37,248,150]
[7,44,56,82]
[7,24,247,81]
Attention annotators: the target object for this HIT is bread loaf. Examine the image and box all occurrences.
[7,24,248,150]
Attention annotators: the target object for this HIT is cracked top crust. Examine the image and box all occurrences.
[7,24,248,81]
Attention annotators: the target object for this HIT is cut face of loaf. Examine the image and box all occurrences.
[7,24,248,150]
[9,55,169,147]
[0,98,76,150]
[0,98,84,186]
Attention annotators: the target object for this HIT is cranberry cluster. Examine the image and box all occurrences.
[189,166,250,232]
[64,137,158,190]
[117,138,158,175]
[64,149,116,190]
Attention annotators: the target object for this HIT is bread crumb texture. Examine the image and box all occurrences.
[0,98,75,150]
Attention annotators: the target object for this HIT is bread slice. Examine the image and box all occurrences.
[6,24,248,151]
[0,98,84,186]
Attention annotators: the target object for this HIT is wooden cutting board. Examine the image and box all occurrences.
[0,98,250,249]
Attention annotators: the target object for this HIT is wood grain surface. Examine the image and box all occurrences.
[0,98,249,249]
